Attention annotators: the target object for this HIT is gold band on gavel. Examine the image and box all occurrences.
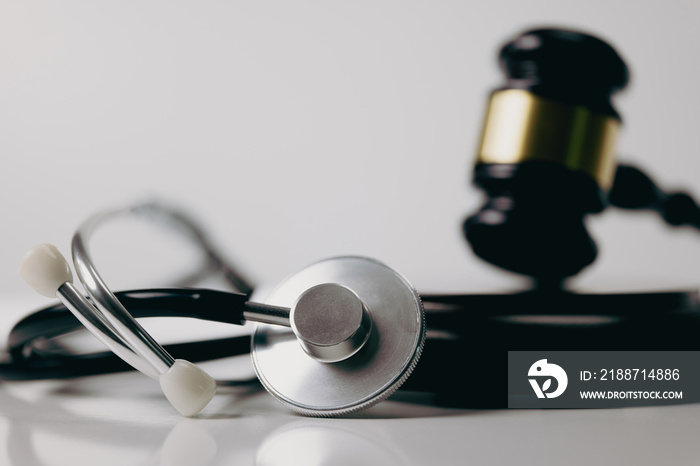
[476,89,620,190]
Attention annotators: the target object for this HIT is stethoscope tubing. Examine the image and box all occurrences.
[4,287,698,383]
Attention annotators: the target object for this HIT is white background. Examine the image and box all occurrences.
[2,0,699,297]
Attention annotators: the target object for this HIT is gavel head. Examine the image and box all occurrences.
[463,28,629,286]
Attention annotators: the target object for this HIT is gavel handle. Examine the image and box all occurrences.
[610,163,700,230]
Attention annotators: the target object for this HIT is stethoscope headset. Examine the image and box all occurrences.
[7,28,700,416]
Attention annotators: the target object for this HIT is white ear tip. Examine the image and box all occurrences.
[19,243,73,298]
[159,360,216,417]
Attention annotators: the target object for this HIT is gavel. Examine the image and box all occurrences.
[463,28,700,288]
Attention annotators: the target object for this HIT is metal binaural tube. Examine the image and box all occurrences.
[72,208,175,376]
[56,282,160,378]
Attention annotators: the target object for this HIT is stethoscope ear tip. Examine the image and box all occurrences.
[159,359,217,417]
[19,243,73,298]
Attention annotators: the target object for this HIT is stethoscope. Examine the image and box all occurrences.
[16,201,426,417]
[9,200,700,417]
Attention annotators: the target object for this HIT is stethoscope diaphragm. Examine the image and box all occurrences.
[252,256,426,416]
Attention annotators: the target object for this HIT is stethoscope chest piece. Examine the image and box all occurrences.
[252,257,426,416]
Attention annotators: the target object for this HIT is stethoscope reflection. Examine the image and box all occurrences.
[0,373,463,466]
[0,374,264,466]
[255,420,406,466]
[159,419,217,466]
[0,380,165,466]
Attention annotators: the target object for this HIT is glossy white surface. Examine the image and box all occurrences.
[1,295,699,466]
[2,371,700,465]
